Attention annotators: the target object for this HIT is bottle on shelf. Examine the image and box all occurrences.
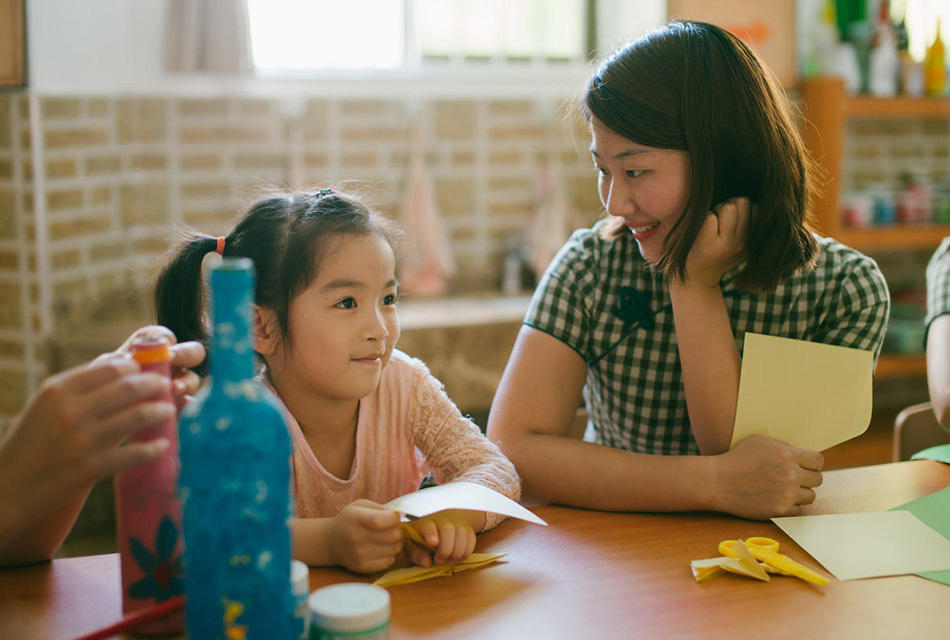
[924,18,946,96]
[869,0,899,96]
[178,257,296,639]
[113,335,184,636]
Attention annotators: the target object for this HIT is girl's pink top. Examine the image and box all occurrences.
[265,349,520,531]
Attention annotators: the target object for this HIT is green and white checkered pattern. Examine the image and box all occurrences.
[925,237,950,342]
[525,220,891,456]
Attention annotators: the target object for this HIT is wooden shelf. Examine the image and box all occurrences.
[802,78,950,251]
[876,353,926,379]
[846,95,950,118]
[834,225,950,251]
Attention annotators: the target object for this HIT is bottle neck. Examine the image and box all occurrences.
[209,266,256,384]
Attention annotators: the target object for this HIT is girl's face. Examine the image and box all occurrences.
[590,118,691,264]
[269,232,400,402]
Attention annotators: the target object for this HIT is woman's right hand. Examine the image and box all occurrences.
[0,356,175,536]
[682,197,750,289]
[710,434,824,520]
[327,500,403,573]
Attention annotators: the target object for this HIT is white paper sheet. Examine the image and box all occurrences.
[386,481,547,526]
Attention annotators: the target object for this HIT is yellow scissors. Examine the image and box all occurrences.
[718,537,829,586]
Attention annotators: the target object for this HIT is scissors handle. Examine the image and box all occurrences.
[748,547,829,586]
[718,537,779,557]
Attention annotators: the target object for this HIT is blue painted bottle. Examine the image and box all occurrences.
[178,257,295,639]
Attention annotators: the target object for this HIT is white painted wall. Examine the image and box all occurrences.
[23,0,666,95]
[26,0,166,92]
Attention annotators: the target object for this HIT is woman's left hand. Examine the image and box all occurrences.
[404,510,477,567]
[682,197,751,288]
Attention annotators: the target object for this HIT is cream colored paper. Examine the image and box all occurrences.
[385,481,548,526]
[772,510,950,580]
[730,332,873,451]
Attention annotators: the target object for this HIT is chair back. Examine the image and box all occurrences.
[893,402,950,461]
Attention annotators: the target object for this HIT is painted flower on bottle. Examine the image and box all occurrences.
[127,516,184,602]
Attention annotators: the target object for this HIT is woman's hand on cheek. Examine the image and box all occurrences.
[405,510,477,567]
[683,197,751,288]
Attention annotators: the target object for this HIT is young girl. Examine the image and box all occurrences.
[487,21,890,520]
[155,189,520,573]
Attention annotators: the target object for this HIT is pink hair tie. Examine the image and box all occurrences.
[215,237,226,255]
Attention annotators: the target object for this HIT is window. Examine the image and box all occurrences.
[247,0,591,74]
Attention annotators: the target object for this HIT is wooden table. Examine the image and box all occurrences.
[3,461,949,639]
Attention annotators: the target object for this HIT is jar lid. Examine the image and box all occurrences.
[308,583,390,633]
[291,560,309,597]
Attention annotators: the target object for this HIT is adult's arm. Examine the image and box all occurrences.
[928,315,950,426]
[0,327,204,565]
[487,326,822,518]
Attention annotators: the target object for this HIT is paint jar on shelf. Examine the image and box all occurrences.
[841,191,873,228]
[869,184,896,226]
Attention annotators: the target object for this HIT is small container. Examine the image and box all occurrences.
[114,335,184,636]
[869,186,896,226]
[841,191,872,228]
[308,583,390,640]
[292,560,310,639]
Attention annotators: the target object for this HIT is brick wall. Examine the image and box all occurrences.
[0,92,602,430]
[3,91,948,430]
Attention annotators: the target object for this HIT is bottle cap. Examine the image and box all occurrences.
[291,559,309,598]
[131,337,171,365]
[308,583,390,634]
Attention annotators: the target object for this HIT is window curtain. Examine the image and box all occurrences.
[165,0,253,73]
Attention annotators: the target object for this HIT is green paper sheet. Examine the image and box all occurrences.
[891,484,950,586]
[910,444,950,465]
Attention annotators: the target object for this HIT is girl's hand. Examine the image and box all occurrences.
[682,197,751,288]
[98,325,205,410]
[710,434,824,520]
[328,500,403,574]
[404,510,477,567]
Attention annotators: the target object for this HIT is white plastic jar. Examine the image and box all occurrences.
[291,560,310,639]
[308,583,390,640]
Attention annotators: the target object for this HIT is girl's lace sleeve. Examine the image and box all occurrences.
[408,361,521,531]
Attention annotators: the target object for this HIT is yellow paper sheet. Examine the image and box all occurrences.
[373,552,507,587]
[772,510,950,580]
[730,332,873,451]
[385,481,547,526]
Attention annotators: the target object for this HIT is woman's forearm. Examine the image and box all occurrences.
[669,280,741,454]
[0,489,90,566]
[501,430,716,512]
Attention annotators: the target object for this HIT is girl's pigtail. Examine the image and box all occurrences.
[155,235,219,375]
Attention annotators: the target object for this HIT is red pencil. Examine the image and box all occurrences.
[70,595,185,640]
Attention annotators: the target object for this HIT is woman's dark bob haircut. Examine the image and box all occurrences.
[583,21,817,290]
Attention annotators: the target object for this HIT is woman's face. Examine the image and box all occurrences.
[589,118,691,264]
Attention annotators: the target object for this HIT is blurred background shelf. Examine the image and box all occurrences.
[802,77,950,244]
[846,95,950,117]
[834,225,950,251]
[876,353,926,379]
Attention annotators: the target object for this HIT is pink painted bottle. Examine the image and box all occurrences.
[113,336,185,636]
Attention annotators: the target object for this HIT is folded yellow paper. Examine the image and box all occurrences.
[373,552,507,588]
